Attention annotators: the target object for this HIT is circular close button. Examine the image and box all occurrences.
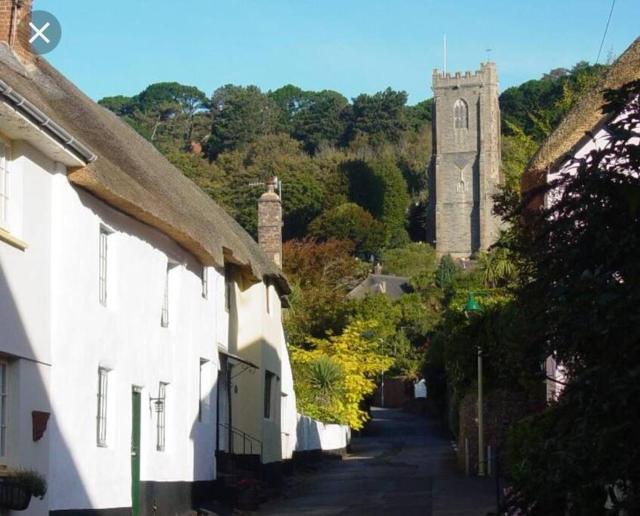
[23,10,62,55]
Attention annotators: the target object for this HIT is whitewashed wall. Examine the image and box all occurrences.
[0,131,223,513]
[280,343,297,461]
[229,273,288,464]
[0,140,55,516]
[295,414,350,453]
[47,168,221,511]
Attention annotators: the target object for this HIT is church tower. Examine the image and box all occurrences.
[428,62,502,258]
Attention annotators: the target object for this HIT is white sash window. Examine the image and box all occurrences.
[0,143,8,229]
[96,367,109,447]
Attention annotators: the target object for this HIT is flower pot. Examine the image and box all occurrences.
[0,480,32,511]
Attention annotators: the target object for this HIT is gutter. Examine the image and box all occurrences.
[0,78,97,164]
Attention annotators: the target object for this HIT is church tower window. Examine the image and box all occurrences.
[454,99,469,129]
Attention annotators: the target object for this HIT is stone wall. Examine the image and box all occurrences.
[456,389,543,475]
[258,178,282,268]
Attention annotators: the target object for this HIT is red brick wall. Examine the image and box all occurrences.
[0,0,33,62]
[372,378,413,408]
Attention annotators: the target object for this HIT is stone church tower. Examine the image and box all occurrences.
[427,62,502,257]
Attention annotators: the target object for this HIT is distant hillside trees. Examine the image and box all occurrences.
[499,62,606,188]
[208,85,280,158]
[97,60,607,246]
[99,82,210,147]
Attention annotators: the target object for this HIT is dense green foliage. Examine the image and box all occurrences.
[499,62,606,190]
[500,81,640,514]
[308,203,386,257]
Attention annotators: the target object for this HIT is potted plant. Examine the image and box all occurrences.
[0,469,47,511]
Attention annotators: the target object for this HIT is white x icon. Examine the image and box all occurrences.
[29,21,51,44]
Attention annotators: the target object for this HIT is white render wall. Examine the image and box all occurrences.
[0,140,55,516]
[48,168,221,511]
[0,132,223,512]
[229,273,289,464]
[294,414,350,453]
[0,127,300,512]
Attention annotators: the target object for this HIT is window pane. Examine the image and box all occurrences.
[97,368,108,446]
[161,266,169,327]
[0,143,8,228]
[264,371,273,419]
[157,382,167,451]
[99,228,109,305]
[201,266,208,299]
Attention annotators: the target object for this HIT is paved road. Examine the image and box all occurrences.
[261,407,496,516]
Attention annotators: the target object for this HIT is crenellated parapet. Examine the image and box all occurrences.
[432,62,498,89]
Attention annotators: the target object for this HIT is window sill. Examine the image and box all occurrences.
[0,227,27,251]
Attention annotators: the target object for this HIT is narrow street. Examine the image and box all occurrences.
[261,408,496,515]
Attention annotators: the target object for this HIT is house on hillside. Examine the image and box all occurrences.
[346,264,411,301]
[0,1,295,514]
[521,37,640,401]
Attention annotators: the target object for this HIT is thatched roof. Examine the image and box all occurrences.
[0,45,289,294]
[522,37,640,194]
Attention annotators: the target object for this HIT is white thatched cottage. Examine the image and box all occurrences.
[0,1,296,514]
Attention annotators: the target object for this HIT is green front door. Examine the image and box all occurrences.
[131,389,141,516]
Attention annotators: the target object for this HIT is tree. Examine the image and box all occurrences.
[500,62,607,142]
[344,88,408,145]
[405,98,433,130]
[344,157,410,247]
[381,242,438,278]
[98,95,136,116]
[291,319,393,429]
[268,84,306,132]
[283,239,369,347]
[136,82,209,118]
[207,85,280,158]
[308,203,386,257]
[213,134,327,238]
[292,90,349,154]
[501,121,539,190]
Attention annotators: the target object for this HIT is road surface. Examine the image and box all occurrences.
[261,407,496,515]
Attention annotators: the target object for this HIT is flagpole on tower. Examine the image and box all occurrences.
[444,34,447,74]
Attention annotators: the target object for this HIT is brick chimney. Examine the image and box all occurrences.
[258,177,282,268]
[0,0,33,62]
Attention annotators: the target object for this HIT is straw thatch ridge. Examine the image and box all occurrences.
[0,44,289,294]
[523,37,640,193]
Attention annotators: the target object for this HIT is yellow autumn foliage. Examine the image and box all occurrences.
[291,319,394,429]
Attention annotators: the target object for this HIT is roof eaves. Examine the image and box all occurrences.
[0,78,97,164]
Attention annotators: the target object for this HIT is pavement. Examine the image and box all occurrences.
[259,407,497,516]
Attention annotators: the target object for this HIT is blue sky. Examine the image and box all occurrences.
[38,0,638,105]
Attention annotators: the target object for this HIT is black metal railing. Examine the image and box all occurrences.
[218,421,262,457]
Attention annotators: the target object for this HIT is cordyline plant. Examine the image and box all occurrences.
[501,80,640,514]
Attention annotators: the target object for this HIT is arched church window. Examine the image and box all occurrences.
[454,99,468,129]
